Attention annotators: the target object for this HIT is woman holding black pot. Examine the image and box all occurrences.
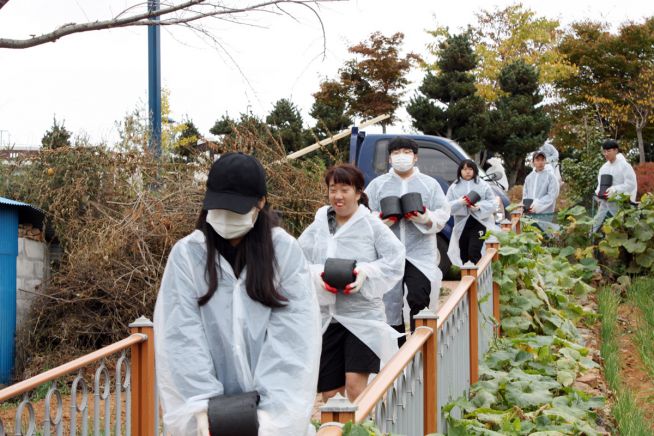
[154,152,321,436]
[446,159,498,266]
[298,164,405,402]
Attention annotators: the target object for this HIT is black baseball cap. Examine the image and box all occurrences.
[203,152,267,213]
[601,139,619,150]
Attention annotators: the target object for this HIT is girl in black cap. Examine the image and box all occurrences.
[154,152,321,436]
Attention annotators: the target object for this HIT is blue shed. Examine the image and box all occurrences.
[0,197,44,385]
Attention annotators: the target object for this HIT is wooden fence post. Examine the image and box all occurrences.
[511,210,522,234]
[460,263,479,384]
[130,316,156,436]
[500,218,512,232]
[415,308,438,434]
[320,393,357,425]
[485,237,501,336]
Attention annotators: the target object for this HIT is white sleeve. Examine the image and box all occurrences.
[532,174,560,213]
[255,238,321,436]
[298,222,335,306]
[356,218,406,300]
[447,184,468,217]
[415,181,450,234]
[614,162,637,196]
[365,179,382,212]
[475,183,497,220]
[154,243,224,436]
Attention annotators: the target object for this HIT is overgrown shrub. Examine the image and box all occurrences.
[0,123,337,377]
[560,147,604,209]
[634,162,654,198]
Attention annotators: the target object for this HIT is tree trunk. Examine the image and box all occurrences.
[382,123,387,134]
[637,126,646,163]
[508,157,523,188]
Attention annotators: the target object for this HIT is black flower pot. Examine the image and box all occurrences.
[208,391,259,436]
[380,196,403,220]
[401,192,423,214]
[323,258,357,293]
[464,190,481,206]
[523,198,534,212]
[599,174,613,197]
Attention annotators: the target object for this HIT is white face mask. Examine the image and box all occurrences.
[206,208,259,239]
[390,154,415,173]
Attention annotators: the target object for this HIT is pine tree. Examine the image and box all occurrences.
[41,116,72,149]
[485,60,551,186]
[407,32,487,156]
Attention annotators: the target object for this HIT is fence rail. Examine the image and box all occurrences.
[0,317,157,436]
[317,222,513,435]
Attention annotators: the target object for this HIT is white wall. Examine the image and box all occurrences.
[16,237,48,330]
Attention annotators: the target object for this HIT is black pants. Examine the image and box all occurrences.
[459,217,486,265]
[391,260,431,347]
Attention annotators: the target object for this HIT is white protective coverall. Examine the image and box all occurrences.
[298,204,406,364]
[154,228,321,436]
[365,168,451,326]
[522,169,560,214]
[593,153,638,232]
[485,157,509,192]
[541,141,562,184]
[445,178,499,267]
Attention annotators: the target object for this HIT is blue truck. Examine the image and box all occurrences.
[348,128,509,274]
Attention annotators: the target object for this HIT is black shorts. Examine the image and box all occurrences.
[317,322,380,393]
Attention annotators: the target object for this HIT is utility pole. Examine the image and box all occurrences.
[148,0,162,157]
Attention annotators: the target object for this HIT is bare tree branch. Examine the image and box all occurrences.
[0,0,341,49]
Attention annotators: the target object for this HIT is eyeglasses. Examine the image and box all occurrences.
[389,149,414,156]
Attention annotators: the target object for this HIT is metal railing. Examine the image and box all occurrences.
[317,233,506,436]
[0,317,157,436]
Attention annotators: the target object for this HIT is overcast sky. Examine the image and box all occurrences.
[1,0,653,148]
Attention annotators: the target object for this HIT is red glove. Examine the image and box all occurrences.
[320,272,338,294]
[379,212,398,227]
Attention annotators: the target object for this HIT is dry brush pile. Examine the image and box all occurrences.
[0,124,339,378]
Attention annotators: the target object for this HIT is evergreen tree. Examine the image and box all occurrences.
[265,98,308,153]
[407,32,487,156]
[175,120,202,159]
[41,116,72,149]
[485,60,551,186]
[209,114,236,136]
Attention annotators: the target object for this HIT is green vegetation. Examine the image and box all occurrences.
[440,226,605,434]
[597,286,652,435]
[626,278,654,382]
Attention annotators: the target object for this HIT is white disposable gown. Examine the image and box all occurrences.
[298,204,406,364]
[154,228,321,436]
[365,168,451,326]
[445,178,499,267]
[541,141,562,184]
[593,153,638,231]
[522,169,560,214]
[485,157,509,192]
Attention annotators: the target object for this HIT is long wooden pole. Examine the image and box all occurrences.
[285,114,390,160]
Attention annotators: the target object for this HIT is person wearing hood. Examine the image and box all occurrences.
[446,159,498,267]
[541,140,563,185]
[154,152,321,436]
[522,149,560,215]
[298,164,405,402]
[365,137,450,344]
[592,139,637,232]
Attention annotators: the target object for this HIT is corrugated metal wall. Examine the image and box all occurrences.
[0,207,18,385]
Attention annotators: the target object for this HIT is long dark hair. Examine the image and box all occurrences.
[324,164,370,209]
[195,204,287,308]
[456,159,479,184]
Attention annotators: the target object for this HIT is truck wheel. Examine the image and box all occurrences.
[437,234,451,277]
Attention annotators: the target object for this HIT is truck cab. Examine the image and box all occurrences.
[349,128,509,274]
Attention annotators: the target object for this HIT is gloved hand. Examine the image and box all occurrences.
[379,212,398,227]
[405,206,430,225]
[605,186,617,197]
[344,268,366,295]
[320,272,338,294]
[195,412,209,436]
[468,205,480,211]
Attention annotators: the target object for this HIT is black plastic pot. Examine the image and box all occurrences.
[208,391,259,436]
[401,192,423,214]
[599,174,613,197]
[465,190,481,206]
[523,198,534,212]
[323,258,357,292]
[380,196,403,220]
